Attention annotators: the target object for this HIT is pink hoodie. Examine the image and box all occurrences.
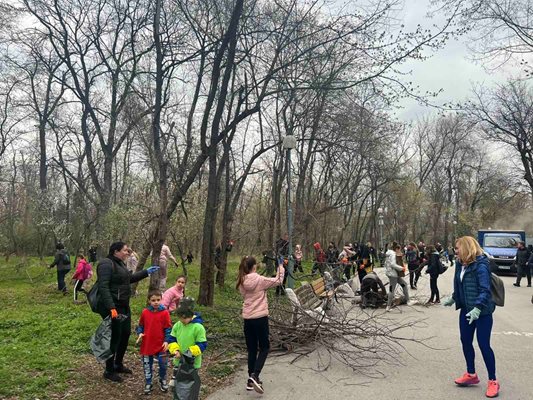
[161,285,184,312]
[72,259,92,281]
[239,267,285,319]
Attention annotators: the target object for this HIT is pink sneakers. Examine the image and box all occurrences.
[486,380,500,398]
[454,372,480,386]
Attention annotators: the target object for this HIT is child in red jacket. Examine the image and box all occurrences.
[72,254,93,303]
[136,290,172,395]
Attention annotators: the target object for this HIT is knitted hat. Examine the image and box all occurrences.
[313,242,321,250]
[175,296,195,317]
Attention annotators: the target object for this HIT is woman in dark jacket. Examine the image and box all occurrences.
[96,241,159,383]
[443,236,499,398]
[425,245,441,304]
[49,243,71,294]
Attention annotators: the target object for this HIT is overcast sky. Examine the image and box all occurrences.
[393,0,516,122]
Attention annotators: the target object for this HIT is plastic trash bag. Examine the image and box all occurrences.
[173,351,201,400]
[90,316,113,362]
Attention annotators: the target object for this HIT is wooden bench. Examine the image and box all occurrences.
[285,284,329,326]
[310,276,335,299]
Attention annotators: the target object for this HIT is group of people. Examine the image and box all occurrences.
[235,235,500,397]
[92,241,206,398]
[49,234,500,399]
[310,241,376,283]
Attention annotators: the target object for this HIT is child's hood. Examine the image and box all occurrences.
[148,304,167,312]
[191,312,204,325]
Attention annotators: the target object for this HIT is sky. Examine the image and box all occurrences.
[393,0,518,121]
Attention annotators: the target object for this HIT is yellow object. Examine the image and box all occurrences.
[189,345,201,357]
[168,342,181,355]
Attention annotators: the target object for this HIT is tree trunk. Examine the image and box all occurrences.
[198,148,218,306]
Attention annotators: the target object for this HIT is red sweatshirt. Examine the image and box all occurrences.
[137,306,172,355]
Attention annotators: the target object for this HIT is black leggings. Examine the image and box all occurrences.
[429,275,440,302]
[73,279,86,301]
[244,316,270,379]
[99,306,131,373]
[409,269,421,288]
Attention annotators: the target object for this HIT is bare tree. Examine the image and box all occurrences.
[465,80,533,200]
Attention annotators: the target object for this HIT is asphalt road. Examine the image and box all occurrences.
[207,270,533,400]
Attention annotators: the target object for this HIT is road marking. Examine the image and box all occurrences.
[493,331,533,337]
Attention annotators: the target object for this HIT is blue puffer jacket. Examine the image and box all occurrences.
[452,254,495,316]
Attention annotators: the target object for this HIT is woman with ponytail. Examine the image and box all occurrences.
[236,255,284,395]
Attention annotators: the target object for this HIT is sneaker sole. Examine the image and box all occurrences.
[249,377,264,394]
[455,381,480,386]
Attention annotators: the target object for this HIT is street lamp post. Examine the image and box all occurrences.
[453,220,457,243]
[283,135,297,289]
[377,207,384,252]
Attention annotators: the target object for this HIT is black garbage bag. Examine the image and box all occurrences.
[173,351,201,400]
[90,316,113,363]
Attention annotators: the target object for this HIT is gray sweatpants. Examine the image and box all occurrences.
[387,276,410,308]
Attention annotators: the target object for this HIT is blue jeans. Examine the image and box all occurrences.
[459,309,496,380]
[142,353,168,384]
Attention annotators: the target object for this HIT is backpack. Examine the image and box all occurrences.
[490,273,505,307]
[87,259,115,313]
[438,258,448,274]
[62,251,71,265]
[406,250,418,264]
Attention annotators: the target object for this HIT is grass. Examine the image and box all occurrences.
[0,256,245,399]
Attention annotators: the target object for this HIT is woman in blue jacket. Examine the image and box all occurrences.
[443,236,499,398]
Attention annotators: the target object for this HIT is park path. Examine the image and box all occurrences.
[208,270,533,400]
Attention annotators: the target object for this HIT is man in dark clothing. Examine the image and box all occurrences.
[88,245,98,263]
[275,234,289,257]
[360,272,387,308]
[49,243,71,294]
[357,242,371,283]
[514,241,531,287]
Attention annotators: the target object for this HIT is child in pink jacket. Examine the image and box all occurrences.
[161,275,186,312]
[236,256,284,394]
[72,254,93,303]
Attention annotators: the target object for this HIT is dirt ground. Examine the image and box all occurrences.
[39,351,240,400]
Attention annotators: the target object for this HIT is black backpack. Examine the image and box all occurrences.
[490,273,505,307]
[87,259,115,313]
[62,251,71,265]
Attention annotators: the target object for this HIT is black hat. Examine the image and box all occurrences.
[175,297,195,317]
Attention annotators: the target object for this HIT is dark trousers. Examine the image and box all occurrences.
[99,306,132,373]
[57,269,70,292]
[343,264,351,280]
[244,316,270,379]
[516,264,532,286]
[294,260,303,273]
[459,310,496,380]
[357,266,367,283]
[73,279,86,301]
[275,271,288,295]
[409,266,421,288]
[429,275,440,302]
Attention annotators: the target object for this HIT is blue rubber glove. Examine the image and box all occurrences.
[277,256,284,267]
[465,307,481,324]
[146,266,160,275]
[442,297,455,307]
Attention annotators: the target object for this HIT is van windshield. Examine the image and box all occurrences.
[483,235,522,248]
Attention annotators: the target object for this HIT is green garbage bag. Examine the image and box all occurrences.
[173,351,201,400]
[90,316,113,363]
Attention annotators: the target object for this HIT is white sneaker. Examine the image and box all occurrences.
[407,300,416,306]
[386,306,391,312]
